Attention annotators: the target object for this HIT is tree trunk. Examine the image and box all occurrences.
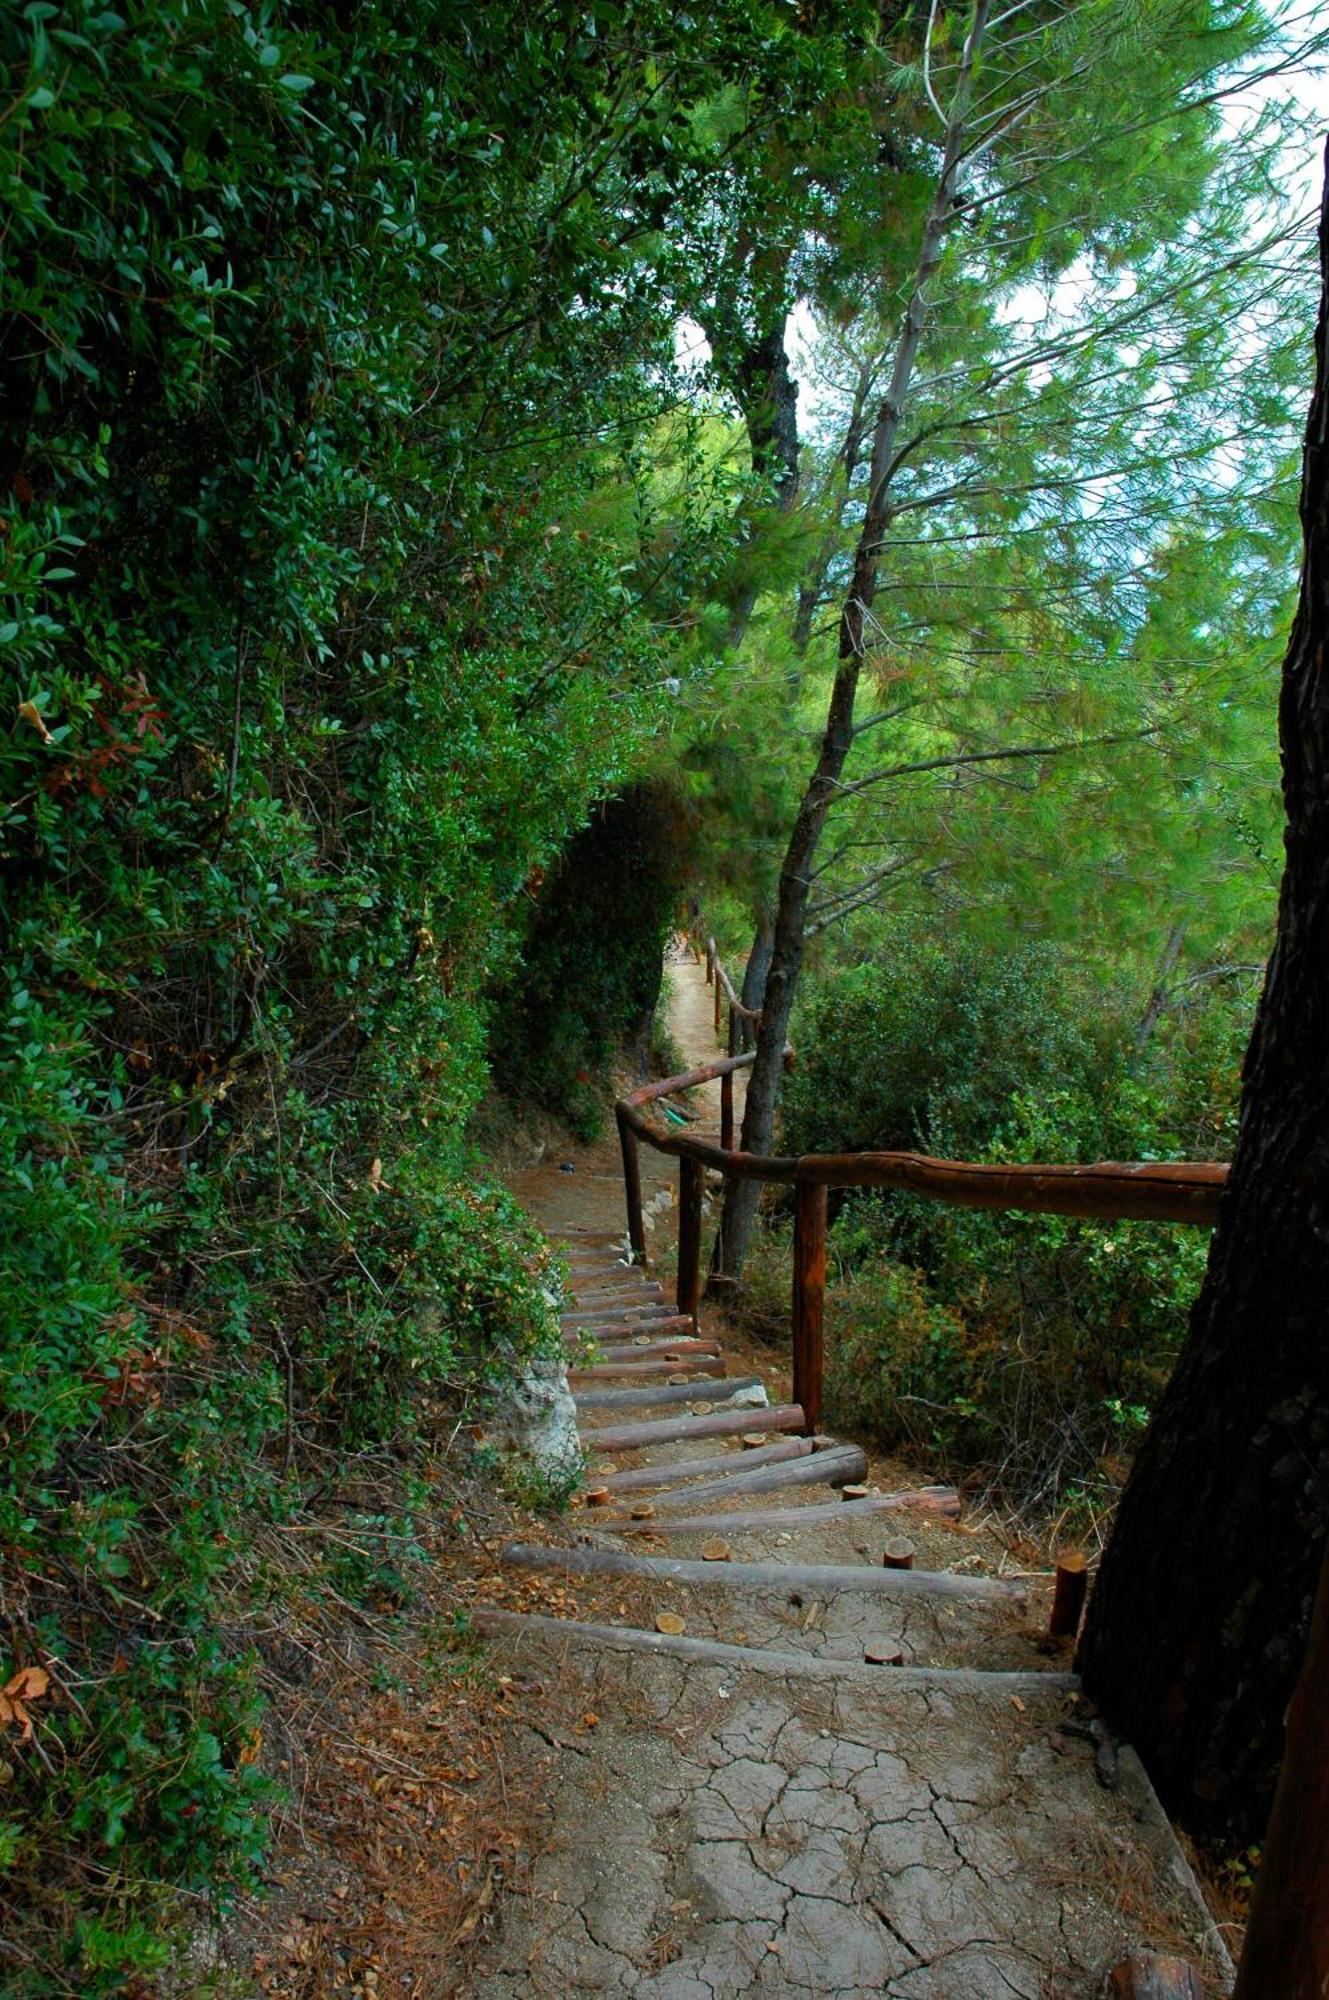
[1231,1537,1329,1998]
[791,353,877,656]
[1078,148,1329,1845]
[713,0,991,1281]
[722,318,802,648]
[1135,920,1188,1047]
[728,905,776,1067]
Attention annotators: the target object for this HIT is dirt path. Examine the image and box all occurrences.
[473,955,1231,1998]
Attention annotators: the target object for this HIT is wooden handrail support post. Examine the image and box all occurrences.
[676,1157,705,1327]
[721,1004,738,1151]
[616,1104,648,1268]
[705,937,715,985]
[713,962,723,1036]
[792,1179,828,1437]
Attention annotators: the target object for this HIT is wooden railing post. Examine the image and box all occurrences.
[616,1106,647,1267]
[721,1005,737,1150]
[792,1178,828,1435]
[705,937,715,985]
[676,1157,705,1326]
[713,965,723,1036]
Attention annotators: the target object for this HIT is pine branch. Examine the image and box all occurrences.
[834,726,1159,804]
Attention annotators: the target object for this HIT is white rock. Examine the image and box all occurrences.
[725,1383,769,1409]
[487,1356,582,1493]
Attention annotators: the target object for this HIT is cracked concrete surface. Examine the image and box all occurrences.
[467,1646,1227,1998]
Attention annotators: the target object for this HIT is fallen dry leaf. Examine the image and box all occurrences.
[0,1666,51,1741]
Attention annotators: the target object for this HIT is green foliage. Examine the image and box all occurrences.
[0,0,798,1981]
[782,935,1118,1158]
[491,782,690,1137]
[782,932,1245,1507]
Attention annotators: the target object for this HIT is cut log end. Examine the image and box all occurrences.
[1107,1951,1206,1999]
[882,1538,916,1570]
[1050,1550,1090,1639]
[864,1641,907,1666]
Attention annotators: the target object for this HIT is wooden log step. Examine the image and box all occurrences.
[473,1607,1073,1693]
[570,1294,666,1315]
[562,1315,695,1345]
[564,1296,664,1312]
[502,1541,1024,1604]
[609,1487,961,1537]
[575,1374,757,1413]
[571,1278,664,1300]
[587,1337,722,1365]
[640,1441,867,1511]
[585,1404,805,1453]
[569,1355,726,1385]
[561,1302,679,1327]
[598,1437,817,1494]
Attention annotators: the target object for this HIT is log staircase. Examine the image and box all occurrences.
[475,1241,1227,1998]
[477,1225,1070,1691]
[473,948,1232,1994]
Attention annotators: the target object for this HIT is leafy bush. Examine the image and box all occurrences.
[490,782,690,1138]
[782,933,1119,1159]
[774,937,1246,1508]
[0,0,788,1981]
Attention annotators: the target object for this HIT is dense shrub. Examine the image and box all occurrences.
[490,781,691,1138]
[774,939,1247,1508]
[782,934,1120,1158]
[0,2,802,1982]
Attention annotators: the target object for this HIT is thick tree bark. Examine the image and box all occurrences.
[1078,149,1329,1845]
[713,0,991,1281]
[1231,1538,1329,1998]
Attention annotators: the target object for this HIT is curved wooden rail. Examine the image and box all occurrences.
[619,933,1230,1432]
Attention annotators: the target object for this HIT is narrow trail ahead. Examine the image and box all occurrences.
[474,954,1229,1999]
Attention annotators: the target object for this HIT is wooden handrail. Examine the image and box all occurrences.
[628,930,1230,1427]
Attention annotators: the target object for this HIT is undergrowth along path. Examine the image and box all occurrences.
[474,949,1230,1998]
